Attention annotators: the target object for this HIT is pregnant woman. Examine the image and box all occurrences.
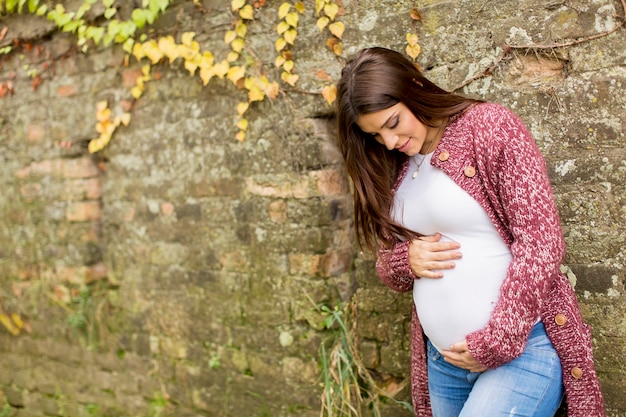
[335,47,604,417]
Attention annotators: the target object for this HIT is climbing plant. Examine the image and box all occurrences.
[0,0,422,151]
[0,0,422,340]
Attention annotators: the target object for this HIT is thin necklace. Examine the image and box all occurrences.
[411,122,447,179]
[411,154,428,179]
[411,138,438,179]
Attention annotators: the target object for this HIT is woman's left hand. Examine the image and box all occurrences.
[442,340,488,373]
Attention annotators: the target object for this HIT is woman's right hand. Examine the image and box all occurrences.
[409,233,462,279]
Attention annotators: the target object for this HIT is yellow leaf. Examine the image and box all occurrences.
[406,43,421,60]
[276,21,290,35]
[96,100,108,113]
[235,21,247,38]
[239,4,253,19]
[275,37,287,52]
[141,64,151,78]
[324,3,339,20]
[143,40,164,64]
[132,42,146,61]
[278,2,291,19]
[406,32,418,46]
[237,101,249,115]
[88,137,105,153]
[409,7,423,21]
[224,30,237,44]
[158,36,180,63]
[264,81,279,99]
[131,86,143,99]
[227,66,246,84]
[328,21,344,39]
[181,32,196,46]
[332,41,342,56]
[275,55,286,68]
[283,60,294,72]
[284,29,297,45]
[237,118,248,131]
[213,60,229,78]
[1,313,19,335]
[97,107,111,123]
[231,0,245,11]
[199,66,214,85]
[315,0,327,15]
[285,12,299,27]
[184,59,198,75]
[295,1,305,13]
[281,71,299,86]
[11,313,25,330]
[120,113,131,126]
[248,85,265,102]
[322,85,337,105]
[227,51,240,62]
[236,130,246,142]
[316,16,330,31]
[200,51,215,68]
[231,37,245,53]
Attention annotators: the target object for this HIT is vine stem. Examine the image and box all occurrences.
[453,0,626,92]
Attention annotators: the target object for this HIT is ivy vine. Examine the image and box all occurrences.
[0,0,424,153]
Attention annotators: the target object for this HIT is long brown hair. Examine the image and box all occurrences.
[335,47,481,251]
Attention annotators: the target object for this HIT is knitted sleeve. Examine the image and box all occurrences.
[375,239,416,293]
[465,105,566,368]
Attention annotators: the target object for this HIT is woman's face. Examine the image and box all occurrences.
[356,102,437,156]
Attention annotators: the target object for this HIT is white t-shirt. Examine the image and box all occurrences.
[391,153,512,351]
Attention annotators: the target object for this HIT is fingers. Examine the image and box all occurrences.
[441,349,487,373]
[409,234,462,278]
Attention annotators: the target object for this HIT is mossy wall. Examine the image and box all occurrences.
[0,0,624,416]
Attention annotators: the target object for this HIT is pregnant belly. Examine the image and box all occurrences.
[413,250,511,351]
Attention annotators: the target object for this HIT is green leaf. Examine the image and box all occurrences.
[145,9,157,25]
[149,0,169,13]
[63,20,83,33]
[131,8,146,29]
[85,26,105,45]
[6,0,19,13]
[27,0,39,13]
[104,7,116,19]
[18,0,27,13]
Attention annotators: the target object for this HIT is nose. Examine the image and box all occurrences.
[380,131,398,151]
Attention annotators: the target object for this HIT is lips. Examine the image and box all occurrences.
[397,138,411,153]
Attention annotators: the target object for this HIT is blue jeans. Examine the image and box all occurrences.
[427,322,564,417]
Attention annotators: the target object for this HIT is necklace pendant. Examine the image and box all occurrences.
[412,169,418,179]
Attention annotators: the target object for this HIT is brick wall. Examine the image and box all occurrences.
[0,1,624,416]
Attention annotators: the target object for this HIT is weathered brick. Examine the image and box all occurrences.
[26,124,45,142]
[66,201,102,222]
[122,68,143,88]
[268,200,288,222]
[63,178,102,200]
[319,249,353,277]
[313,168,349,196]
[62,157,99,179]
[56,84,77,97]
[288,253,322,276]
[160,201,175,216]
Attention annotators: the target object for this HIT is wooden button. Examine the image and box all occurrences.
[438,150,450,162]
[463,166,476,177]
[571,367,583,379]
[555,314,567,326]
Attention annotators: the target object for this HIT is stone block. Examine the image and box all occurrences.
[66,201,102,222]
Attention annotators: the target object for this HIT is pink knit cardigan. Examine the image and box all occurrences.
[375,103,605,416]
